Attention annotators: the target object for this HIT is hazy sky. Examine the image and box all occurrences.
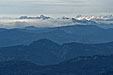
[0,0,113,17]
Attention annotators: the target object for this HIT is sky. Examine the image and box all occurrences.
[0,0,113,17]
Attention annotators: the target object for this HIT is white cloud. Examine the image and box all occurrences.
[0,0,112,16]
[0,19,74,28]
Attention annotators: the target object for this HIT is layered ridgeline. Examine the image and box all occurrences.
[0,55,113,75]
[0,39,113,65]
[1,25,113,47]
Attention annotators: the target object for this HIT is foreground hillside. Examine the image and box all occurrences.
[0,55,113,75]
[102,71,113,75]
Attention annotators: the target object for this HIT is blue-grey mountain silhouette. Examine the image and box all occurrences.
[0,55,113,75]
[0,39,113,65]
[1,25,113,47]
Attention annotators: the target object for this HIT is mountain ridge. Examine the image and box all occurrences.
[0,39,113,65]
[1,25,113,47]
[0,54,113,75]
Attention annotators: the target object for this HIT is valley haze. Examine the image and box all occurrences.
[0,0,113,75]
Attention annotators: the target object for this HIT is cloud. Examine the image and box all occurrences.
[0,19,74,28]
[0,0,112,16]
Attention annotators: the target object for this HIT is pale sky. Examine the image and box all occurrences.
[0,0,113,17]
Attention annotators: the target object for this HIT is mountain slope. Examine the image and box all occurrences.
[27,39,62,65]
[1,25,113,47]
[0,55,113,75]
[102,71,113,75]
[0,29,40,47]
[39,55,113,75]
[0,61,42,75]
[0,39,113,65]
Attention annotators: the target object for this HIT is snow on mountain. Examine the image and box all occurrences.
[0,15,113,29]
[76,15,113,21]
[19,15,51,20]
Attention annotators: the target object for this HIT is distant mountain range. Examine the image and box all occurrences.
[19,15,51,20]
[0,39,113,65]
[1,15,113,29]
[76,15,113,21]
[2,15,113,21]
[0,54,113,75]
[1,25,113,47]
